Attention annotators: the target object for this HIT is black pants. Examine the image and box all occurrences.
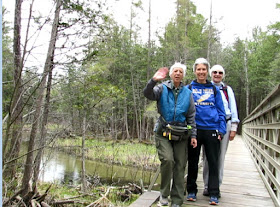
[186,129,220,197]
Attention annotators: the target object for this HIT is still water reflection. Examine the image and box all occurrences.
[39,149,160,188]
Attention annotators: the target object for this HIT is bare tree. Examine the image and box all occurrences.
[141,0,152,140]
[244,41,250,116]
[81,115,87,192]
[3,0,24,179]
[33,59,53,184]
[207,0,213,60]
[21,0,62,196]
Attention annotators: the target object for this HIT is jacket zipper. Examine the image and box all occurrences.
[173,89,179,121]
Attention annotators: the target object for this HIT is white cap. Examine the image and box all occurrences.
[210,64,225,78]
[192,58,210,72]
[169,62,187,77]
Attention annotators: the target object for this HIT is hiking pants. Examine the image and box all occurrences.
[186,129,220,197]
[155,134,188,205]
[203,120,231,188]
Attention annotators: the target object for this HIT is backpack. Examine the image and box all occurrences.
[221,85,229,103]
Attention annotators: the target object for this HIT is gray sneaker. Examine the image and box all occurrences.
[159,195,168,206]
[203,188,209,196]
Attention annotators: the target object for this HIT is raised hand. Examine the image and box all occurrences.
[153,67,169,81]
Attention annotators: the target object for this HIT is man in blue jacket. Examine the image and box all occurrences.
[143,63,197,207]
[186,58,226,205]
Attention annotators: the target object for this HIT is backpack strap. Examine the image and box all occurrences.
[212,84,217,97]
[221,85,229,103]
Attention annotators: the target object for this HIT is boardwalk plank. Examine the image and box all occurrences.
[130,191,160,207]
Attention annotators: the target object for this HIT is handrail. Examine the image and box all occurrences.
[242,84,280,207]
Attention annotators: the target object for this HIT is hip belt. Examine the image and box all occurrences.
[154,117,192,141]
[163,124,192,141]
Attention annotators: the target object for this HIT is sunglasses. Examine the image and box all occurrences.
[213,71,223,75]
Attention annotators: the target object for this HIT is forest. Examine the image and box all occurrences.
[2,0,280,206]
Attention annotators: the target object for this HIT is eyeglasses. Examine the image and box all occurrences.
[213,71,223,75]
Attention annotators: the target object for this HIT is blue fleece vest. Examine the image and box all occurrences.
[160,85,191,123]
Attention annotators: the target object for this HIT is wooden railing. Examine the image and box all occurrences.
[242,84,280,207]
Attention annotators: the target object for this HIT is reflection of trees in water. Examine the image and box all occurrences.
[41,150,160,189]
[62,172,76,185]
[59,169,159,189]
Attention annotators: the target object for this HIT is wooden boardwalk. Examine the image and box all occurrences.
[182,135,275,207]
[131,135,276,207]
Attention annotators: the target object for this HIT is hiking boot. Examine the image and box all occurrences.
[209,196,219,205]
[186,193,196,201]
[159,195,168,206]
[203,188,209,196]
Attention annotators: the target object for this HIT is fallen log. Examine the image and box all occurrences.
[50,200,80,205]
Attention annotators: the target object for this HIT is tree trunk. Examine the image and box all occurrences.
[207,0,213,60]
[124,98,130,139]
[21,0,62,196]
[131,72,140,139]
[129,1,140,139]
[184,0,190,61]
[81,115,87,192]
[33,64,53,184]
[110,108,117,139]
[141,0,152,140]
[244,42,250,116]
[3,0,23,179]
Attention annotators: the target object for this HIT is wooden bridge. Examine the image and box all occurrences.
[130,84,280,207]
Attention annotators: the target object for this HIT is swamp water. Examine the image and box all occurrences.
[39,149,160,189]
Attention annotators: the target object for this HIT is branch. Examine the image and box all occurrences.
[85,187,115,207]
[60,193,96,200]
[2,189,24,206]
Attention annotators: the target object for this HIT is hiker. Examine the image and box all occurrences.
[202,64,240,197]
[186,58,226,205]
[143,62,197,207]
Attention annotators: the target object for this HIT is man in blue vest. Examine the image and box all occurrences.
[143,63,197,207]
